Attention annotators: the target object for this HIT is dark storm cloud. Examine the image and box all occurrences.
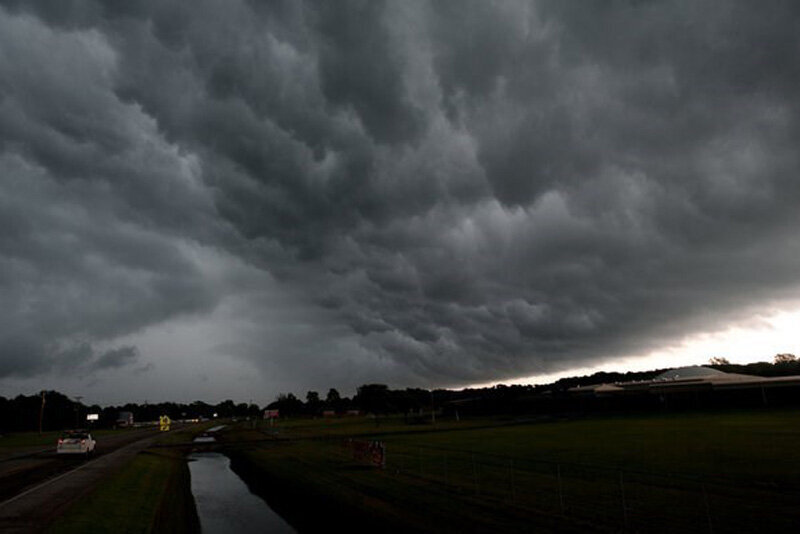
[93,346,138,370]
[2,1,800,389]
[0,6,221,377]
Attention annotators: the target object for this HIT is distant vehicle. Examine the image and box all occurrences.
[116,411,134,428]
[57,430,96,456]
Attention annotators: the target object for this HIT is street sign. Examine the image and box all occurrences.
[159,415,171,431]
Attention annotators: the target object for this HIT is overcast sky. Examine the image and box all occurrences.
[2,1,800,404]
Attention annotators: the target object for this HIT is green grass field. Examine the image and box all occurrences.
[382,410,800,482]
[226,409,800,533]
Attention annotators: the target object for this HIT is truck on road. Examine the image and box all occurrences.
[116,411,134,428]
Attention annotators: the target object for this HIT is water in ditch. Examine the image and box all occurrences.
[188,451,295,533]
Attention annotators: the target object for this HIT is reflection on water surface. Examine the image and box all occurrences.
[189,452,295,534]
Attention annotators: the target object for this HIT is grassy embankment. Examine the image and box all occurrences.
[46,423,216,534]
[224,409,800,533]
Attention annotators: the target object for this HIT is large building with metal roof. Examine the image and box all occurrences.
[569,365,800,409]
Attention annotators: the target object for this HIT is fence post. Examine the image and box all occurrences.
[444,453,448,486]
[702,484,714,534]
[508,458,517,502]
[619,470,629,529]
[419,447,423,477]
[472,453,480,495]
[557,464,565,516]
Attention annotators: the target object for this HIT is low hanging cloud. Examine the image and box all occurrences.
[93,346,139,371]
[2,1,800,393]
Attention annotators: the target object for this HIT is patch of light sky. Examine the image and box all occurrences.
[469,309,800,389]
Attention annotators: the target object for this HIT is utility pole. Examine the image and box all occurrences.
[430,389,436,424]
[38,391,46,434]
[74,396,83,428]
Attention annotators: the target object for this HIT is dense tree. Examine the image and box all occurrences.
[305,391,322,415]
[709,356,731,365]
[326,388,341,404]
[354,384,391,415]
[268,393,304,416]
[215,400,237,418]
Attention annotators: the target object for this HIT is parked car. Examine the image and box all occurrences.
[57,430,96,457]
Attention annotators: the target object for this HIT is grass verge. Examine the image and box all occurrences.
[46,449,198,534]
[45,424,214,534]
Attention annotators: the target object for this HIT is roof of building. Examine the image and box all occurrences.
[653,366,727,380]
[568,365,800,395]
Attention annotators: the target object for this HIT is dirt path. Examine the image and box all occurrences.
[0,431,159,533]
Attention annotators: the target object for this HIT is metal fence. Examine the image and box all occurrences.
[375,443,799,533]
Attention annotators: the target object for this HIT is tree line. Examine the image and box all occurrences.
[0,393,262,434]
[2,355,798,433]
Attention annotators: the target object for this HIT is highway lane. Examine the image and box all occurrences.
[0,431,162,534]
[0,427,159,503]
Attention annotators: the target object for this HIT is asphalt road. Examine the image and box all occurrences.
[0,428,160,533]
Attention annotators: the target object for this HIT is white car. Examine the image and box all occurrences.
[57,431,96,456]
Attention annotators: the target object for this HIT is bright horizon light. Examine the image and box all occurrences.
[469,309,800,389]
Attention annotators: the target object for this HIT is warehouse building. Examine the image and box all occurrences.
[569,365,800,409]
